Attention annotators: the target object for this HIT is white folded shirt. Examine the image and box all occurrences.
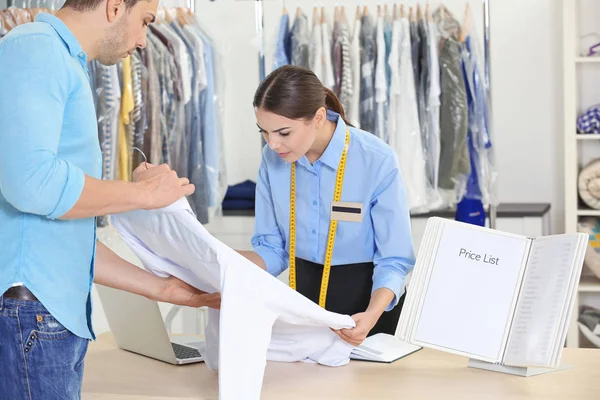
[111,197,355,400]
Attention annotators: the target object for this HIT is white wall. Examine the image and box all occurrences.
[195,0,567,233]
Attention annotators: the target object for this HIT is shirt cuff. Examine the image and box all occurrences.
[46,163,85,220]
[253,245,288,277]
[372,272,406,312]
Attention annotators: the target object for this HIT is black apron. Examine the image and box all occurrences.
[295,258,405,336]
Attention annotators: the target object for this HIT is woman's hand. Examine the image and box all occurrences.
[333,311,379,347]
[158,276,221,309]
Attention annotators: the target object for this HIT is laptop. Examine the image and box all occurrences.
[96,284,204,365]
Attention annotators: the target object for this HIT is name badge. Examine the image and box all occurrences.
[330,201,363,223]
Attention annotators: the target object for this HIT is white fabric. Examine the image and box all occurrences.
[321,18,335,90]
[426,19,443,210]
[388,18,428,211]
[349,17,362,128]
[111,198,355,400]
[310,21,323,83]
[374,14,387,143]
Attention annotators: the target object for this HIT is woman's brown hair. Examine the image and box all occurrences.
[253,65,352,126]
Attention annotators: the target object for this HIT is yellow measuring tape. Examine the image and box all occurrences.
[289,128,350,308]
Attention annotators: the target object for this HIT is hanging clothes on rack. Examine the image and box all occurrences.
[456,5,496,226]
[90,8,225,226]
[335,8,353,114]
[273,8,291,70]
[359,9,376,134]
[290,8,310,69]
[433,6,469,201]
[374,7,387,142]
[267,3,495,216]
[348,7,361,128]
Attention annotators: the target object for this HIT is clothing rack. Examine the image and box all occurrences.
[255,0,497,229]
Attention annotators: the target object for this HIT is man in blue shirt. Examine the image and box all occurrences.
[0,0,219,398]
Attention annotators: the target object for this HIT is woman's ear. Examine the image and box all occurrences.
[313,107,327,128]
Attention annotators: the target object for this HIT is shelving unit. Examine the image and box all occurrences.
[563,0,600,348]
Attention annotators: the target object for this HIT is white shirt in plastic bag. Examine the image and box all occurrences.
[349,16,362,128]
[111,197,356,400]
[388,17,428,211]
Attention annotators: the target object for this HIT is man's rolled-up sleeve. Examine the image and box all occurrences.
[0,34,85,219]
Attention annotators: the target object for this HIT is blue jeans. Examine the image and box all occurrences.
[0,295,89,400]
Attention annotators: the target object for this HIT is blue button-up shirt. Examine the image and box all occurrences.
[252,111,415,311]
[0,13,101,339]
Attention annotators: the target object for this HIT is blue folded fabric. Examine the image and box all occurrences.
[222,180,257,210]
[224,180,256,201]
[222,199,255,210]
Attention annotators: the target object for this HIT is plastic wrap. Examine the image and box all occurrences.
[195,18,228,221]
[273,11,291,70]
[388,16,429,212]
[459,7,498,207]
[432,7,470,207]
[422,12,443,211]
[86,9,227,227]
[290,9,310,69]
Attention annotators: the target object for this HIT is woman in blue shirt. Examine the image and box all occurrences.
[240,66,415,346]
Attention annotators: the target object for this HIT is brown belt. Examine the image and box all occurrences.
[2,286,39,302]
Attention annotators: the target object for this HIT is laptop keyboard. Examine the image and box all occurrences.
[171,342,202,360]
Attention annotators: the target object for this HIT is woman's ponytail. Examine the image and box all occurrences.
[323,87,353,127]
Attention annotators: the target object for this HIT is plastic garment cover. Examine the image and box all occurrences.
[348,16,362,128]
[388,17,429,212]
[111,197,356,400]
[359,13,377,134]
[320,11,336,90]
[374,13,389,142]
[88,16,227,226]
[290,10,310,69]
[432,7,470,204]
[459,19,497,207]
[309,15,324,81]
[272,12,291,70]
[424,17,443,210]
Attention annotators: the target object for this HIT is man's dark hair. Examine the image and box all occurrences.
[62,0,143,12]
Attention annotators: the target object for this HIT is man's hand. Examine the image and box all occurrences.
[133,163,195,209]
[333,312,379,347]
[158,276,221,309]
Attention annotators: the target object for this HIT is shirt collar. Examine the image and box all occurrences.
[305,110,348,170]
[35,13,85,60]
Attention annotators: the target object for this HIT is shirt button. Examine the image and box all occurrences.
[312,257,317,262]
[312,229,316,234]
[313,200,317,206]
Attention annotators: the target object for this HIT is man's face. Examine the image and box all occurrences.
[97,0,158,65]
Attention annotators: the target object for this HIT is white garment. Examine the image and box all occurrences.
[310,21,323,82]
[426,20,443,210]
[111,198,355,400]
[321,19,335,90]
[388,18,428,211]
[374,14,387,142]
[349,17,362,128]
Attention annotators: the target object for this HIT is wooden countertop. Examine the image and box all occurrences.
[82,333,599,399]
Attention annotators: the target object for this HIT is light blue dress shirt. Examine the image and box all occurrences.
[252,111,416,310]
[0,13,101,339]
